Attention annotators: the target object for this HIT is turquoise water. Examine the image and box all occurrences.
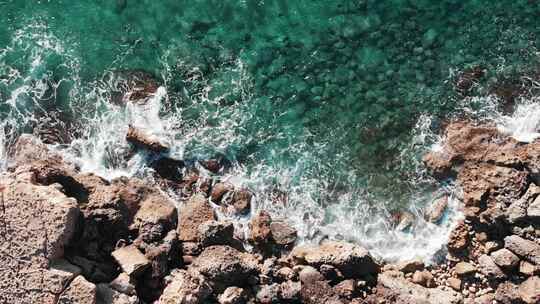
[1,0,539,259]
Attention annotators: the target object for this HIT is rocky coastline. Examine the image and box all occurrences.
[1,113,539,303]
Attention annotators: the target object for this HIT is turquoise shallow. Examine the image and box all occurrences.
[1,0,539,259]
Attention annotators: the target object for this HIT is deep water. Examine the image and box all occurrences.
[1,0,540,260]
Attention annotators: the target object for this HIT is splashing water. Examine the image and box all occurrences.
[498,101,540,142]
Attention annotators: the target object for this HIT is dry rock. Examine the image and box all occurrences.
[270,221,297,246]
[518,276,540,304]
[490,248,520,270]
[477,254,506,280]
[58,275,97,304]
[447,277,462,291]
[218,286,247,304]
[111,245,150,278]
[159,269,212,304]
[454,262,476,276]
[411,270,435,288]
[178,194,216,242]
[504,235,540,265]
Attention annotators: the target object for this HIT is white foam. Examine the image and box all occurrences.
[497,101,540,143]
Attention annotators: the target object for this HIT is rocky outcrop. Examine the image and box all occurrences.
[126,125,169,153]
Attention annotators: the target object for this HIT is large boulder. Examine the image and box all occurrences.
[178,194,216,242]
[291,241,379,278]
[190,245,259,288]
[376,271,462,304]
[0,177,80,303]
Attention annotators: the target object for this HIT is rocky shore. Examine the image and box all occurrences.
[1,115,539,303]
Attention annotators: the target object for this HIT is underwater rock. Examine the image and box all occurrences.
[126,125,169,153]
[454,66,485,95]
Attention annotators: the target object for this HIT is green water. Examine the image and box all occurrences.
[1,0,539,258]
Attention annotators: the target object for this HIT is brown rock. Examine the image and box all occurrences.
[518,276,540,304]
[255,283,281,304]
[132,192,177,241]
[230,189,252,215]
[519,260,539,276]
[280,280,301,301]
[425,195,448,223]
[211,182,234,203]
[477,254,506,280]
[198,220,236,247]
[44,259,83,295]
[333,279,357,299]
[447,220,470,253]
[111,245,150,278]
[411,270,435,288]
[504,235,540,265]
[250,210,273,245]
[291,241,379,278]
[159,269,212,304]
[507,184,540,223]
[527,195,540,218]
[218,286,247,304]
[495,281,522,304]
[178,194,216,242]
[96,284,139,304]
[298,266,325,284]
[453,262,476,276]
[301,280,343,304]
[396,260,424,273]
[126,125,168,153]
[490,248,520,270]
[149,156,184,182]
[447,277,462,291]
[270,221,297,246]
[110,273,136,296]
[58,275,97,304]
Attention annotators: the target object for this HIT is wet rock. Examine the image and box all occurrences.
[477,254,506,280]
[218,286,247,304]
[395,211,415,231]
[411,270,435,288]
[518,276,540,304]
[495,281,522,304]
[291,241,379,278]
[453,262,476,276]
[229,189,252,215]
[126,125,168,153]
[0,178,80,303]
[250,210,273,246]
[447,220,470,253]
[110,273,137,296]
[425,195,448,223]
[159,269,212,304]
[255,283,281,304]
[178,194,216,242]
[270,221,297,246]
[490,248,520,270]
[396,260,424,273]
[211,182,234,203]
[447,277,462,291]
[376,271,462,304]
[110,70,160,105]
[58,275,97,304]
[149,156,185,182]
[96,284,139,304]
[190,245,259,288]
[504,235,540,265]
[111,245,150,278]
[454,66,485,95]
[198,220,236,247]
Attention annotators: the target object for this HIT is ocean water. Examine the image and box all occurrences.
[1,0,540,261]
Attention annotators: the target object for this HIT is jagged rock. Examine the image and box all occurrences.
[425,195,448,223]
[0,177,80,303]
[280,280,301,301]
[200,159,222,174]
[96,284,139,304]
[519,260,539,276]
[276,267,296,281]
[477,254,506,280]
[250,210,273,246]
[198,220,236,247]
[395,211,415,231]
[457,162,528,207]
[527,195,540,218]
[453,262,476,276]
[111,245,150,277]
[126,125,168,153]
[495,281,522,304]
[518,276,540,304]
[298,266,325,283]
[270,221,297,246]
[301,280,343,304]
[190,245,259,287]
[10,134,69,168]
[491,248,520,270]
[149,156,185,182]
[58,275,97,304]
[333,279,357,299]
[504,235,540,265]
[159,269,212,304]
[319,264,344,283]
[411,270,435,288]
[291,241,379,278]
[447,220,470,253]
[474,293,495,304]
[110,273,137,296]
[230,189,252,215]
[131,192,177,242]
[507,184,540,223]
[376,271,462,304]
[218,287,247,304]
[142,230,181,280]
[211,182,234,203]
[178,194,216,242]
[396,260,424,273]
[44,259,82,295]
[255,283,281,304]
[447,277,462,291]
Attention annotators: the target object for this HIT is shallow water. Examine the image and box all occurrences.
[1,0,540,261]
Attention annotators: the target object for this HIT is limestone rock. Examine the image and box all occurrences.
[396,260,424,273]
[527,195,540,218]
[495,281,522,304]
[44,259,82,295]
[519,260,539,276]
[447,277,462,291]
[111,245,150,277]
[110,273,137,296]
[504,235,540,265]
[255,283,281,304]
[298,266,325,284]
[333,279,357,299]
[447,220,470,253]
[159,269,212,304]
[291,241,379,278]
[58,275,97,304]
[96,284,139,304]
[178,194,216,242]
[507,184,540,223]
[411,270,435,288]
[131,192,177,242]
[280,280,301,301]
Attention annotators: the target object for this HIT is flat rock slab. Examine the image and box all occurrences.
[111,245,150,277]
